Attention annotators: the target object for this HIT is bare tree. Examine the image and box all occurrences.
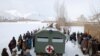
[85,1,100,41]
[89,0,100,24]
[55,0,68,27]
[77,15,87,23]
[91,13,100,24]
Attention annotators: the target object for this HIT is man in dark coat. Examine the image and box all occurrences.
[26,38,32,49]
[32,33,35,47]
[73,32,76,41]
[8,37,16,53]
[17,34,23,51]
[23,33,26,40]
[12,37,16,48]
[70,32,76,41]
[8,40,13,53]
[26,31,31,39]
[1,48,9,56]
[92,39,98,55]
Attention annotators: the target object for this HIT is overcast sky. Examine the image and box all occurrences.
[0,0,100,20]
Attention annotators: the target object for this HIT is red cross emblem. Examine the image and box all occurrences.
[45,45,54,53]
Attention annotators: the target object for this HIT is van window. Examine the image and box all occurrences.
[37,37,48,42]
[38,37,48,38]
[53,37,62,39]
[52,37,63,43]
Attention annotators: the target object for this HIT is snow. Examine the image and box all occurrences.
[0,21,88,56]
[63,41,87,56]
[0,21,47,56]
[70,26,84,34]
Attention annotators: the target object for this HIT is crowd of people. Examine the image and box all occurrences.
[77,32,92,54]
[1,30,38,56]
[70,32,100,55]
[1,26,100,56]
[69,32,92,55]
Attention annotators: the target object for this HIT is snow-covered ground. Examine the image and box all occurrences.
[64,40,89,56]
[0,21,88,56]
[0,21,47,56]
[70,26,84,34]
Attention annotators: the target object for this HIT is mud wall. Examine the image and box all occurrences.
[84,24,100,42]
